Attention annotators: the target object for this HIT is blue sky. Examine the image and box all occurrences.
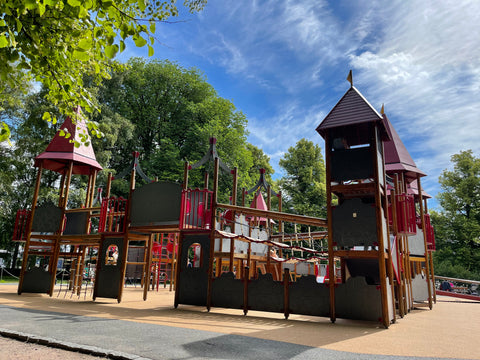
[121,0,480,210]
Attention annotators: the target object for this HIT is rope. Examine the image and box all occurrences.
[0,267,20,279]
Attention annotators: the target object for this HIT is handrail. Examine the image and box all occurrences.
[65,207,102,213]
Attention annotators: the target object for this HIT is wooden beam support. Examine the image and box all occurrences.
[371,125,389,328]
[207,157,219,312]
[18,164,43,293]
[49,161,74,297]
[216,203,326,228]
[325,133,336,324]
[417,174,433,310]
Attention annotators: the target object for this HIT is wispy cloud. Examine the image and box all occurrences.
[347,1,480,206]
[248,100,327,175]
[144,0,480,209]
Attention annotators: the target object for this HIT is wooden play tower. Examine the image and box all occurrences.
[17,107,103,296]
[12,75,436,329]
[316,77,396,327]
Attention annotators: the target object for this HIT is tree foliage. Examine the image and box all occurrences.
[246,143,274,184]
[278,138,326,220]
[432,150,480,279]
[88,58,261,202]
[0,80,30,144]
[0,0,206,144]
[0,56,277,266]
[0,87,59,267]
[0,85,106,267]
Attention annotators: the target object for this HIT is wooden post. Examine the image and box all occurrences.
[170,234,178,292]
[49,162,74,296]
[229,238,235,274]
[283,268,290,319]
[204,171,209,190]
[246,242,251,279]
[425,192,436,302]
[216,236,223,277]
[267,185,272,236]
[267,186,271,211]
[395,174,408,314]
[58,171,66,208]
[89,170,97,207]
[76,246,87,295]
[372,126,390,328]
[391,181,405,318]
[325,133,336,323]
[381,149,396,324]
[278,191,283,243]
[144,233,154,301]
[400,174,413,310]
[429,251,436,303]
[85,173,93,207]
[417,175,433,309]
[232,167,237,234]
[174,232,184,308]
[105,172,113,199]
[140,237,148,288]
[243,266,249,315]
[266,244,271,276]
[206,158,219,311]
[117,168,135,303]
[18,165,43,295]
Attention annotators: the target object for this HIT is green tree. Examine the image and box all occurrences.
[0,0,206,144]
[0,77,30,143]
[90,58,258,202]
[246,143,274,183]
[278,138,327,221]
[0,84,135,267]
[432,150,480,279]
[0,87,58,267]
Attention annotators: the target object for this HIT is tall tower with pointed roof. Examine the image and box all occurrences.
[317,76,395,328]
[18,108,103,296]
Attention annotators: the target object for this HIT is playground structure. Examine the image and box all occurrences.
[12,75,436,328]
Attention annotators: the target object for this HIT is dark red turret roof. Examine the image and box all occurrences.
[34,109,102,175]
[316,86,391,145]
[383,114,425,180]
[407,179,431,199]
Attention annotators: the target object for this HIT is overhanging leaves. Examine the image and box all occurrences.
[0,0,207,144]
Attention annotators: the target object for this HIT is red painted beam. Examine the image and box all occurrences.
[436,290,480,301]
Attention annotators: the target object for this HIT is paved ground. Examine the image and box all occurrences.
[0,284,478,359]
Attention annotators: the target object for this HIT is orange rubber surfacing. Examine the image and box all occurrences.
[0,284,478,359]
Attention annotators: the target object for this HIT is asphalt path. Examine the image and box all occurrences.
[0,305,461,360]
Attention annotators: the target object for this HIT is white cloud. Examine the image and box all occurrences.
[145,0,480,209]
[347,0,480,207]
[247,99,327,179]
[186,1,351,93]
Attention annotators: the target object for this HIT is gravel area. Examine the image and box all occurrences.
[0,336,107,360]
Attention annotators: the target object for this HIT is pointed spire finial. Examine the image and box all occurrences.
[347,70,353,87]
[381,103,385,115]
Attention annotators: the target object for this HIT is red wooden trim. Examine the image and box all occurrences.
[436,290,480,302]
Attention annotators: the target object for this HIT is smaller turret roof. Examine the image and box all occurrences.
[34,108,102,175]
[383,114,426,180]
